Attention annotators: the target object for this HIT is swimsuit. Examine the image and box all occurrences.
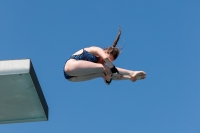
[64,49,98,79]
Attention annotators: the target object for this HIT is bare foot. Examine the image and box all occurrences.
[130,71,146,82]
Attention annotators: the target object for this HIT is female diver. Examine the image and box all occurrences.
[63,27,146,84]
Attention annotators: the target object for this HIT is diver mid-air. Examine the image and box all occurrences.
[63,27,146,85]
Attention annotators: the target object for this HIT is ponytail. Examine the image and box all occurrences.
[104,27,124,60]
[112,26,122,47]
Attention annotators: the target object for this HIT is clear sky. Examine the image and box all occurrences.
[1,0,200,133]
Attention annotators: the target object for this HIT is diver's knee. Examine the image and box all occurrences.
[64,60,77,75]
[64,65,74,75]
[65,67,72,75]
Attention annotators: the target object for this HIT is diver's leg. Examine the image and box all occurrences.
[116,67,146,81]
[103,72,146,84]
[68,72,129,83]
[116,67,145,75]
[68,72,145,83]
[111,72,145,82]
[65,60,146,82]
[68,73,103,82]
[64,59,107,76]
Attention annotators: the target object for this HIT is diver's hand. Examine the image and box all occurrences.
[103,73,112,85]
[103,64,112,77]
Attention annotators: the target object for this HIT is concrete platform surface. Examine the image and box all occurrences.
[0,59,48,124]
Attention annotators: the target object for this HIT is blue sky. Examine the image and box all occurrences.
[1,0,200,133]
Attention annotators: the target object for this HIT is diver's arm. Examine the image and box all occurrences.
[91,46,119,74]
[89,46,114,68]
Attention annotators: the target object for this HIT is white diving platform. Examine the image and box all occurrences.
[0,59,48,124]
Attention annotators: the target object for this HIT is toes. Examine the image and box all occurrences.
[130,71,146,81]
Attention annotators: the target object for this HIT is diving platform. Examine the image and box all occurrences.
[0,59,48,124]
